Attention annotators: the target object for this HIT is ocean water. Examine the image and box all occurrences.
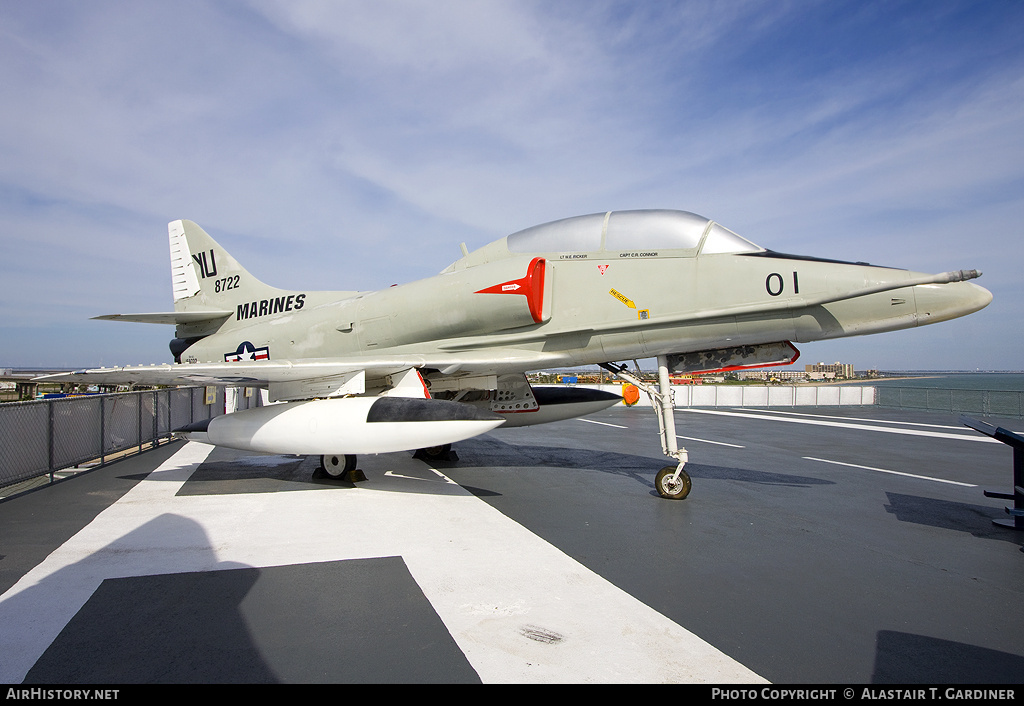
[848,373,1024,392]
[843,373,1024,418]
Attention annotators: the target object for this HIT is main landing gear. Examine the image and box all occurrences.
[318,444,457,483]
[601,355,692,500]
[413,443,457,462]
[319,454,360,480]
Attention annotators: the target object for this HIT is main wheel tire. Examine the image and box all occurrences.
[321,454,356,479]
[655,466,691,499]
[420,443,452,460]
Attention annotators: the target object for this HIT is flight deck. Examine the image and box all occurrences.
[1,405,1022,684]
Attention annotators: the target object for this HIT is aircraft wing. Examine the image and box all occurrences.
[34,349,564,389]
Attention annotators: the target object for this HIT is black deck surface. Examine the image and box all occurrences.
[1,405,1021,684]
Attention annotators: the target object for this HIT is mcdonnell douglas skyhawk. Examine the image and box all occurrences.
[42,210,991,498]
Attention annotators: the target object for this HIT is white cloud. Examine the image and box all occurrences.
[0,1,1021,368]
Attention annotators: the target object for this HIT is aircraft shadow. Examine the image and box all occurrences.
[872,630,1024,683]
[883,492,1022,545]
[163,436,832,499]
[174,448,483,498]
[14,513,269,683]
[16,513,477,683]
[438,435,834,492]
[175,451,329,496]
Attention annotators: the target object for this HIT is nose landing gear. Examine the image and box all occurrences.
[601,355,691,500]
[655,465,692,499]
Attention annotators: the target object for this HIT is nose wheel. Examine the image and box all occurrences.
[655,465,692,499]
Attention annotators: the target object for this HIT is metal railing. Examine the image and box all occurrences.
[875,387,1024,418]
[569,384,878,408]
[0,387,232,490]
[3,381,1018,491]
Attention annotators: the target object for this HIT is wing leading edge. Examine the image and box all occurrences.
[34,349,566,389]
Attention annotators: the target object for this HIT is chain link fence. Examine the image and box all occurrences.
[0,387,240,490]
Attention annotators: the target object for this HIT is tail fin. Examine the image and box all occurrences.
[169,219,305,332]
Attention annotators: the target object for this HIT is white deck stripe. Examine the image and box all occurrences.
[681,408,998,443]
[0,442,765,684]
[578,418,628,429]
[804,456,977,487]
[748,408,983,431]
[578,414,745,446]
[677,435,745,448]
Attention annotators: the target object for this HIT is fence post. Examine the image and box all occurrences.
[48,398,55,483]
[99,395,105,466]
[138,389,143,455]
[153,390,159,448]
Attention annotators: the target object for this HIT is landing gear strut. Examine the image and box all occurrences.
[601,355,691,500]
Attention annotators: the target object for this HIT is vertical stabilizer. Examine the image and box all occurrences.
[168,220,311,339]
[169,220,282,314]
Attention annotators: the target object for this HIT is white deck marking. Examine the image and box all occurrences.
[676,435,745,448]
[384,467,459,484]
[681,408,998,443]
[579,415,745,445]
[749,408,986,431]
[0,442,765,684]
[578,418,628,429]
[804,456,977,487]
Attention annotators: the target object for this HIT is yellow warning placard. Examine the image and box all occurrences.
[609,288,636,309]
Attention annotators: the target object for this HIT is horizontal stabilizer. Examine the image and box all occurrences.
[92,311,232,325]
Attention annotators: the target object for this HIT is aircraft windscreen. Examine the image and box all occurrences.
[700,222,763,254]
[605,210,709,251]
[507,213,605,253]
[505,209,762,255]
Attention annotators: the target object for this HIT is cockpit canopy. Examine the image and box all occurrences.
[506,209,762,256]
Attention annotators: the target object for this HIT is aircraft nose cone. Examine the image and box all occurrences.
[914,280,992,325]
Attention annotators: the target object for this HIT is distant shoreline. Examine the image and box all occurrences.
[707,376,945,387]
[826,375,946,385]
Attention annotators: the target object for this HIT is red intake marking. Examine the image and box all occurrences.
[474,257,546,323]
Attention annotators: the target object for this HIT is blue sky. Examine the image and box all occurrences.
[1,0,1021,370]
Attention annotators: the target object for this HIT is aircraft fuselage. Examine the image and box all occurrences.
[172,211,990,377]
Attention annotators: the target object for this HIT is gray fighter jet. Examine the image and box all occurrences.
[42,211,991,498]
